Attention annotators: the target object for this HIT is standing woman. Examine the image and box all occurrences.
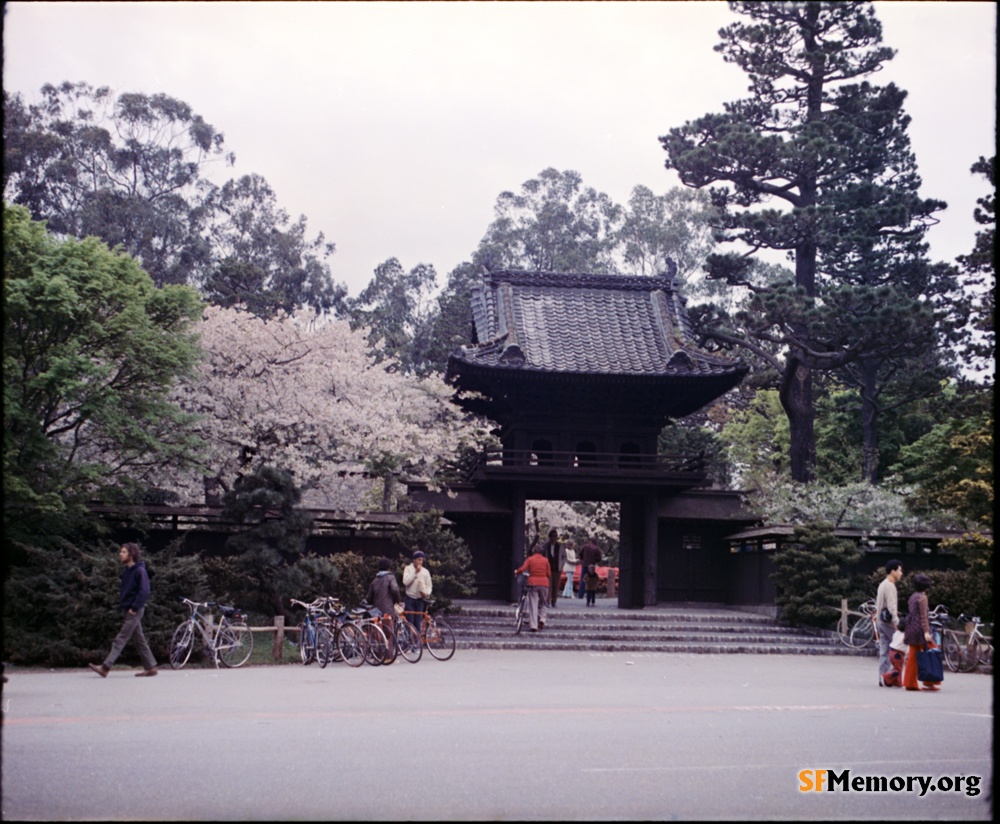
[561,544,578,598]
[901,573,939,692]
[89,542,158,677]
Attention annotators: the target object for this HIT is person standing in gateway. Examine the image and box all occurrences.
[89,542,158,678]
[539,528,562,608]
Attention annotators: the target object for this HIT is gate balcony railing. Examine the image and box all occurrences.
[469,447,706,480]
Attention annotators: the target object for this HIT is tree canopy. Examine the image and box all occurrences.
[3,83,347,315]
[157,305,482,511]
[3,203,204,546]
[660,1,948,482]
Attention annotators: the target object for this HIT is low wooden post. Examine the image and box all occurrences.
[272,615,285,662]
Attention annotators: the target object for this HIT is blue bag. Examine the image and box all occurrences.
[916,644,943,683]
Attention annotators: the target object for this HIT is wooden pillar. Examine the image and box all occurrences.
[618,497,641,609]
[509,487,526,602]
[272,615,285,662]
[643,493,659,607]
[618,494,659,609]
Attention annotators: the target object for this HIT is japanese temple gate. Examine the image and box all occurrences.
[406,266,752,608]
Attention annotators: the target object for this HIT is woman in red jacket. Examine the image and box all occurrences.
[515,546,552,633]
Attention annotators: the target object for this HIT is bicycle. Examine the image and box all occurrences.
[403,600,456,661]
[332,605,390,667]
[513,572,529,636]
[943,614,994,673]
[391,612,424,663]
[842,598,878,649]
[363,603,423,665]
[291,597,341,666]
[169,597,254,669]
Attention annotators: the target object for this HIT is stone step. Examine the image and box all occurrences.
[442,603,871,656]
[451,639,873,656]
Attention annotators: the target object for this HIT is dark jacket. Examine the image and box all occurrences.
[366,571,402,616]
[580,543,602,570]
[120,561,151,612]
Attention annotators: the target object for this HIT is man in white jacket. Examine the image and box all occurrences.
[403,550,433,633]
[876,559,904,687]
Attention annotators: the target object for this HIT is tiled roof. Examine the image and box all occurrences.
[449,268,746,380]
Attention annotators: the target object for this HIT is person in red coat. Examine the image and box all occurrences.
[515,546,552,632]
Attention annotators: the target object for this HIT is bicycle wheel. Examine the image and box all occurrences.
[395,619,423,663]
[380,621,399,665]
[217,620,253,668]
[960,638,982,673]
[514,596,526,636]
[943,631,963,672]
[336,623,366,667]
[363,623,390,666]
[424,616,457,661]
[299,621,316,665]
[979,640,993,668]
[316,624,335,668]
[169,621,195,670]
[848,616,876,649]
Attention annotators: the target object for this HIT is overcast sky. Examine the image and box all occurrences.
[3,1,996,297]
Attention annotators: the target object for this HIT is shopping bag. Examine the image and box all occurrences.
[916,643,944,683]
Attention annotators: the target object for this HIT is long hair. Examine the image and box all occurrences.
[123,542,141,563]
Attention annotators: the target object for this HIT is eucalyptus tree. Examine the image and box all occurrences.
[3,82,233,287]
[477,167,623,273]
[660,2,945,482]
[615,185,719,287]
[204,173,347,317]
[347,257,438,372]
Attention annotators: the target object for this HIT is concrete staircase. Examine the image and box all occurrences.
[444,601,873,656]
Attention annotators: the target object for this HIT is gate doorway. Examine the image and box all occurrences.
[521,500,621,608]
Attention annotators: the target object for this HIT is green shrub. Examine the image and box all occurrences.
[326,551,378,608]
[394,510,476,613]
[770,521,864,627]
[3,536,209,667]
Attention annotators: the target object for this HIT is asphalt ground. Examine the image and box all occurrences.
[1,651,992,821]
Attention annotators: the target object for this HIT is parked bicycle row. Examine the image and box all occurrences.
[839,597,993,673]
[291,596,455,667]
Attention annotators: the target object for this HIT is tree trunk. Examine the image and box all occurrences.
[780,354,816,483]
[381,476,394,511]
[859,355,880,485]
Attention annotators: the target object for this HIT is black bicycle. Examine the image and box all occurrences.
[513,572,529,636]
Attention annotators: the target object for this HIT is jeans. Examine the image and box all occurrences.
[405,596,427,633]
[877,619,895,677]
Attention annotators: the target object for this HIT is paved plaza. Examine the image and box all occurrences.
[1,651,992,821]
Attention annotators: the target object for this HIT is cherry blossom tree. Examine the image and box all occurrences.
[155,306,481,510]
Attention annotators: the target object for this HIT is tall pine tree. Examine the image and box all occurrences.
[660,2,945,481]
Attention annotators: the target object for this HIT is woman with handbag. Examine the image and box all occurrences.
[901,573,942,692]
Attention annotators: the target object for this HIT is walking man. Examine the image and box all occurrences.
[876,559,904,687]
[89,542,158,677]
[540,529,562,607]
